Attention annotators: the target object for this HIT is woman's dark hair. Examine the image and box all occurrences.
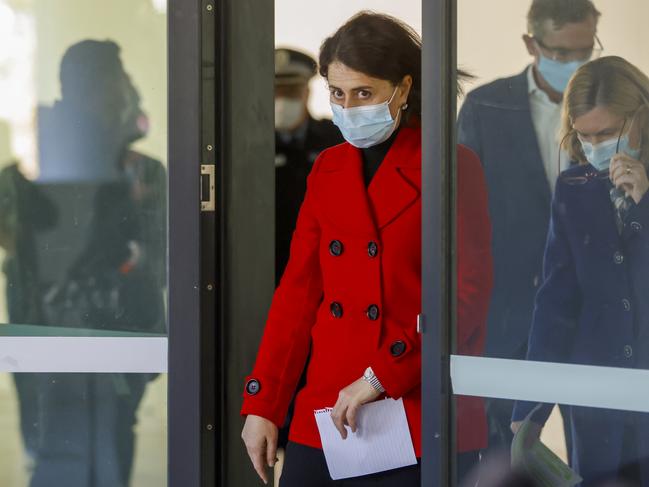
[319,11,472,124]
[319,12,421,123]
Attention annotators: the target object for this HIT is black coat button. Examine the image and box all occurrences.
[366,305,380,321]
[614,251,624,264]
[624,345,633,358]
[390,341,407,357]
[245,379,261,395]
[330,302,343,318]
[329,240,343,257]
[622,298,631,312]
[631,221,642,232]
[368,241,379,258]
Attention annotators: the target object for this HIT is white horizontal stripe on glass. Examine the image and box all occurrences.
[451,355,649,413]
[0,337,168,373]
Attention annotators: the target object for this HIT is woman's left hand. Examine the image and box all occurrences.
[610,154,649,204]
[330,377,381,439]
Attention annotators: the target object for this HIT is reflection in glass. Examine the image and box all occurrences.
[511,56,649,486]
[37,39,167,335]
[0,1,167,337]
[456,0,602,473]
[0,373,167,487]
[458,0,649,484]
[0,1,167,485]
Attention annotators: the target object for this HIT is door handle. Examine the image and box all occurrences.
[201,164,215,212]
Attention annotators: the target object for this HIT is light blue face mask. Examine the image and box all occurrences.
[580,133,641,172]
[537,55,586,93]
[331,87,401,149]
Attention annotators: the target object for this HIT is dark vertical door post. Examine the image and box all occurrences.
[169,1,275,485]
[218,1,276,486]
[168,0,202,486]
[421,0,456,485]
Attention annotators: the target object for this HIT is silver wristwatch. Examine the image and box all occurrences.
[363,366,385,393]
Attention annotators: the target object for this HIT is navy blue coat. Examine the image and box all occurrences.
[457,68,552,358]
[513,163,649,484]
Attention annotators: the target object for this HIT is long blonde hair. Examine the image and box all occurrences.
[561,56,649,165]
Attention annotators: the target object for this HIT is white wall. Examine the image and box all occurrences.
[277,1,649,116]
[458,0,649,96]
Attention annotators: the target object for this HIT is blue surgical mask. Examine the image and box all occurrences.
[537,55,586,93]
[580,133,641,172]
[331,87,400,149]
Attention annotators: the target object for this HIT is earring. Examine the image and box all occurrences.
[402,103,409,111]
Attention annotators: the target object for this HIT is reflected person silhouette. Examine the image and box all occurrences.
[457,0,602,457]
[0,130,58,464]
[30,40,166,487]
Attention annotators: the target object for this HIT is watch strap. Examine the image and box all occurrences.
[363,366,385,393]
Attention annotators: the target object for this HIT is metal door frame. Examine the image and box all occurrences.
[168,0,203,486]
[421,0,456,485]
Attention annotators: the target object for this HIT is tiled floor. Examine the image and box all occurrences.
[0,374,167,487]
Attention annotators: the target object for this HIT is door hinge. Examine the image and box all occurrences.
[201,164,216,212]
[417,313,425,334]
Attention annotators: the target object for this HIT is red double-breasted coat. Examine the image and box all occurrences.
[241,126,492,456]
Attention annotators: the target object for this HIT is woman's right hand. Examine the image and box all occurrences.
[241,415,279,485]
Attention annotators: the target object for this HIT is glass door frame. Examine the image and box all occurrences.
[169,0,276,485]
[0,1,204,487]
[423,1,649,485]
[168,0,204,486]
[421,0,456,485]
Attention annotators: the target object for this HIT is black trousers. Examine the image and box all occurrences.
[280,442,421,487]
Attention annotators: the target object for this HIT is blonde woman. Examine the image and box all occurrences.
[512,56,649,485]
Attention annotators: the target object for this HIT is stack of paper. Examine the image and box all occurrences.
[314,398,417,480]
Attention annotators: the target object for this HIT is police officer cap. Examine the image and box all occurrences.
[275,48,317,86]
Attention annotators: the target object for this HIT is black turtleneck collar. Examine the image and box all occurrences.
[361,129,400,187]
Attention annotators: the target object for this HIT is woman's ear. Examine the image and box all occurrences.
[400,75,413,105]
[523,34,537,57]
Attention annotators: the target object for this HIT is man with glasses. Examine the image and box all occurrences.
[457,0,601,456]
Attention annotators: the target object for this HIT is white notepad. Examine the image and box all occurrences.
[314,398,417,480]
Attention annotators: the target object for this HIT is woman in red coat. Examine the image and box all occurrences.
[241,12,493,486]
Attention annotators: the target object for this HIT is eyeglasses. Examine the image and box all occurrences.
[533,35,604,63]
[561,170,610,186]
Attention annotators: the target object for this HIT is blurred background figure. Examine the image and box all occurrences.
[39,38,166,334]
[38,40,147,183]
[274,47,342,284]
[457,0,602,459]
[0,120,58,467]
[29,39,166,487]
